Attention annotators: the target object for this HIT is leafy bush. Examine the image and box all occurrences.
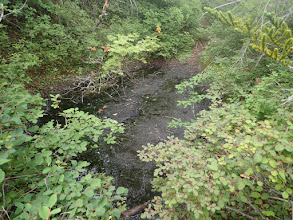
[139,102,293,219]
[0,85,128,219]
[138,6,293,219]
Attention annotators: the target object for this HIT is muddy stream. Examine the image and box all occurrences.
[44,47,209,219]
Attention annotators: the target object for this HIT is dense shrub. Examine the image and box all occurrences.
[0,85,128,219]
[139,3,293,219]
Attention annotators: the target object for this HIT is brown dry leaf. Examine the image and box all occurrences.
[101,46,110,52]
[156,24,162,34]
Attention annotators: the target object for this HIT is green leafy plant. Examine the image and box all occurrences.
[138,7,293,220]
[139,102,293,219]
[102,33,159,76]
[0,84,128,219]
[205,8,293,67]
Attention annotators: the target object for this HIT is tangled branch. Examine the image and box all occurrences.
[0,0,28,23]
[92,0,110,31]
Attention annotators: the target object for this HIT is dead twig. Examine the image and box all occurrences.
[200,0,242,20]
[92,0,110,31]
[0,4,4,23]
[1,0,28,22]
[225,206,256,220]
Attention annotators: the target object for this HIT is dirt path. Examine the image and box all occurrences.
[42,43,209,219]
[76,43,208,210]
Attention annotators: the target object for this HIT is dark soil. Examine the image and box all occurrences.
[42,42,209,219]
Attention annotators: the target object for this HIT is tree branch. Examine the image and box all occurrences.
[80,59,104,65]
[200,0,242,20]
[281,94,293,106]
[225,206,256,220]
[92,0,110,31]
[129,0,138,16]
[269,196,292,203]
[1,0,28,22]
[0,4,4,23]
[245,201,266,220]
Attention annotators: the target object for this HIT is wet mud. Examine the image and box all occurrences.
[43,45,209,219]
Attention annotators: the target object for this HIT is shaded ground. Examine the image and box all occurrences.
[77,43,209,210]
[43,43,209,219]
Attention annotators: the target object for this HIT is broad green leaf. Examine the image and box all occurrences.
[28,125,39,132]
[42,167,51,174]
[240,195,248,202]
[251,192,260,198]
[98,196,107,207]
[261,193,269,200]
[275,184,283,190]
[84,188,94,197]
[271,170,278,176]
[246,168,253,175]
[76,199,83,207]
[257,181,263,186]
[263,210,275,217]
[238,181,246,190]
[0,159,10,165]
[279,170,286,182]
[116,187,127,194]
[0,169,5,183]
[285,145,293,152]
[51,208,61,215]
[269,160,277,168]
[254,199,262,205]
[39,206,50,219]
[95,207,106,216]
[112,208,121,218]
[254,153,262,163]
[209,161,218,171]
[287,188,293,194]
[49,194,57,208]
[213,173,220,179]
[275,144,284,151]
[91,179,101,188]
[282,192,289,199]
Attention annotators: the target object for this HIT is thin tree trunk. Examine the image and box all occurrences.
[92,0,110,31]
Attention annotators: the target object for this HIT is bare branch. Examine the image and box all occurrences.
[281,94,293,106]
[269,196,293,203]
[129,0,138,16]
[1,0,28,21]
[200,0,242,20]
[1,207,11,220]
[225,206,256,220]
[245,201,266,220]
[0,4,4,23]
[80,59,104,65]
[92,0,110,31]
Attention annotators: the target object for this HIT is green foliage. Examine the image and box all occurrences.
[121,0,202,58]
[199,21,245,66]
[0,84,127,219]
[139,102,293,219]
[1,0,204,92]
[138,4,293,219]
[244,68,293,119]
[102,33,159,76]
[205,8,293,67]
[0,0,100,87]
[80,33,159,93]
